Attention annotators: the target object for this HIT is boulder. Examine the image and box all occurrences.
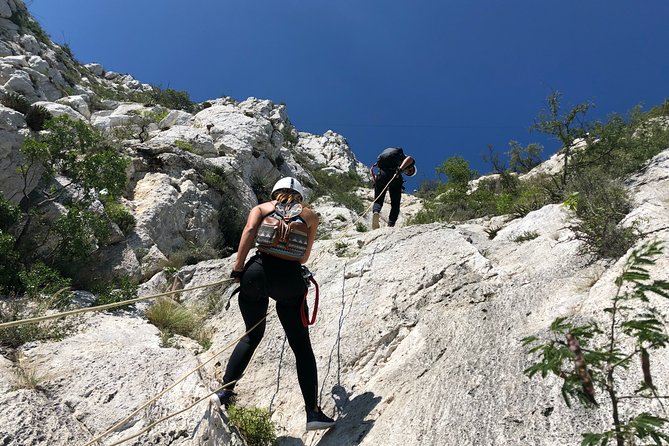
[0,106,35,203]
[148,125,216,157]
[158,109,193,129]
[55,94,91,119]
[32,101,85,120]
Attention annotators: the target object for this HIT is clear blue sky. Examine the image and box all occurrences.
[27,0,669,191]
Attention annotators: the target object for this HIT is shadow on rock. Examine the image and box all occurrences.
[318,385,381,446]
[276,385,381,446]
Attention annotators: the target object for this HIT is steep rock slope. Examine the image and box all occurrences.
[1,2,669,446]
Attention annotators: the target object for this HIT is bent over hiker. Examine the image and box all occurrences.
[371,147,417,229]
[212,177,336,431]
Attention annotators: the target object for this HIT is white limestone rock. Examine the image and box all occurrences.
[2,69,34,97]
[130,171,222,258]
[55,94,91,119]
[0,313,228,445]
[158,109,193,129]
[0,0,14,18]
[148,125,216,157]
[84,63,104,76]
[295,130,370,179]
[19,34,41,55]
[90,102,147,131]
[0,105,34,203]
[32,101,85,120]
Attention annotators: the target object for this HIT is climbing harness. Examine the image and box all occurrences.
[300,266,319,327]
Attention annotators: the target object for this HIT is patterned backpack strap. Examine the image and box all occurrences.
[275,202,303,220]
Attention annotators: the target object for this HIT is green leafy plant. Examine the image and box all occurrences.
[508,140,543,174]
[227,405,277,446]
[312,170,366,214]
[485,225,503,240]
[522,241,669,446]
[334,241,349,257]
[25,105,52,132]
[94,276,138,307]
[146,298,199,337]
[174,139,194,152]
[1,91,31,114]
[568,171,638,259]
[146,297,212,349]
[355,222,368,232]
[512,231,539,243]
[18,262,71,304]
[165,242,219,269]
[103,200,135,235]
[8,4,50,44]
[251,175,272,203]
[532,91,593,188]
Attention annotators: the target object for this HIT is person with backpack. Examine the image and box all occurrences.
[211,176,336,431]
[370,147,417,229]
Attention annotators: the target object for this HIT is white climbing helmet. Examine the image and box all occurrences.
[271,177,305,201]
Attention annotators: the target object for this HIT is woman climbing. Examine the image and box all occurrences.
[211,177,336,431]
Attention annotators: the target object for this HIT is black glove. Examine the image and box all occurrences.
[230,270,243,279]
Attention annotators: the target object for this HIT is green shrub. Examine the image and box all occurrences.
[165,242,219,269]
[334,241,349,257]
[8,5,50,44]
[104,200,135,235]
[146,297,200,337]
[568,171,638,259]
[508,140,543,174]
[94,276,138,307]
[228,405,277,446]
[1,92,31,114]
[312,170,366,214]
[355,222,368,232]
[0,232,20,292]
[174,139,194,152]
[513,231,539,243]
[52,207,109,263]
[0,194,21,231]
[251,175,272,203]
[18,262,71,304]
[25,105,52,132]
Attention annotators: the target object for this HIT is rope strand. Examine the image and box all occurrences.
[0,279,233,330]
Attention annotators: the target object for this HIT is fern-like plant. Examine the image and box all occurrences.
[1,91,31,114]
[522,241,669,445]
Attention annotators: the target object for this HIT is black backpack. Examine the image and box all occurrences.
[377,147,405,170]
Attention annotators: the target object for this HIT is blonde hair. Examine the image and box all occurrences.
[273,191,304,205]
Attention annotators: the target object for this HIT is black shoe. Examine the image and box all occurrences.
[210,389,237,408]
[305,406,336,431]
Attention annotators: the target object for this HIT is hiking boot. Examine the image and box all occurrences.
[210,389,237,408]
[305,406,336,431]
[371,212,380,230]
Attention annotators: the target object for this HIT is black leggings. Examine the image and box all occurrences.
[222,254,318,409]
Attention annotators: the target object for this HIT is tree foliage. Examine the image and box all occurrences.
[523,241,669,446]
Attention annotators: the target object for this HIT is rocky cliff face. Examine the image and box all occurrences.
[1,2,669,446]
[0,0,371,284]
